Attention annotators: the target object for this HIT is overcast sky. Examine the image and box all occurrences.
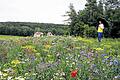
[0,0,86,24]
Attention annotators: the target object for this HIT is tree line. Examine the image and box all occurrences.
[0,22,69,36]
[66,0,120,38]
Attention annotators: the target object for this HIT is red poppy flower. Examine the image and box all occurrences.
[71,70,78,78]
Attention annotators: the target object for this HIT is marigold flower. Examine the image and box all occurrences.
[71,70,78,78]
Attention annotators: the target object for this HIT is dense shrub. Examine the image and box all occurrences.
[84,25,97,38]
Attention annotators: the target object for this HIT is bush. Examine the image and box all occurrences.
[84,25,97,38]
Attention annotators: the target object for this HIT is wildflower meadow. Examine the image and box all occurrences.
[0,35,120,80]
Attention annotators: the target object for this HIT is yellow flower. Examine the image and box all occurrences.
[94,48,103,51]
[104,44,111,48]
[25,73,29,76]
[22,45,37,54]
[3,73,8,77]
[77,37,93,43]
[72,62,75,65]
[11,60,21,65]
[75,47,81,49]
[35,53,41,57]
[47,54,52,57]
[22,45,35,50]
[15,76,25,80]
[0,71,2,76]
[43,49,49,52]
[104,56,109,59]
[45,44,51,49]
[7,76,12,80]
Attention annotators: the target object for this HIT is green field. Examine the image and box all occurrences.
[0,35,120,80]
[0,35,23,40]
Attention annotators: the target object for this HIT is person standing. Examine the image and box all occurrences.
[98,20,104,42]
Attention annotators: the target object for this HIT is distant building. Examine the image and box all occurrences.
[34,32,43,37]
[47,32,53,36]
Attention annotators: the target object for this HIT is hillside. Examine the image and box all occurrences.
[0,22,69,36]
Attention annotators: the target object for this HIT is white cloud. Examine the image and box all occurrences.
[0,0,86,24]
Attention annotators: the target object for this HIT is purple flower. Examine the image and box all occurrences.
[114,75,120,79]
[101,54,107,57]
[87,52,94,58]
[90,64,96,69]
[80,51,85,54]
[80,51,86,55]
[110,61,113,66]
[113,59,119,65]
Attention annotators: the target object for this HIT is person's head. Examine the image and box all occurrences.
[99,21,102,24]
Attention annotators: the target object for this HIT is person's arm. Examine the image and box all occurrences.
[100,24,104,29]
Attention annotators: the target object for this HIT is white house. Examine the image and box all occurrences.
[33,32,43,37]
[47,32,53,36]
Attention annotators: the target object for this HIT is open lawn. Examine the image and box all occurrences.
[0,35,120,80]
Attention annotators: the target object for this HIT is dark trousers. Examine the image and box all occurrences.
[98,32,103,42]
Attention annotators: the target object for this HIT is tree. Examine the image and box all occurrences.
[83,0,98,25]
[98,0,104,17]
[103,0,120,37]
[65,3,78,35]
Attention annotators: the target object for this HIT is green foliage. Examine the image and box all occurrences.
[66,0,120,38]
[104,0,120,38]
[84,25,97,38]
[0,22,69,36]
[65,3,78,35]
